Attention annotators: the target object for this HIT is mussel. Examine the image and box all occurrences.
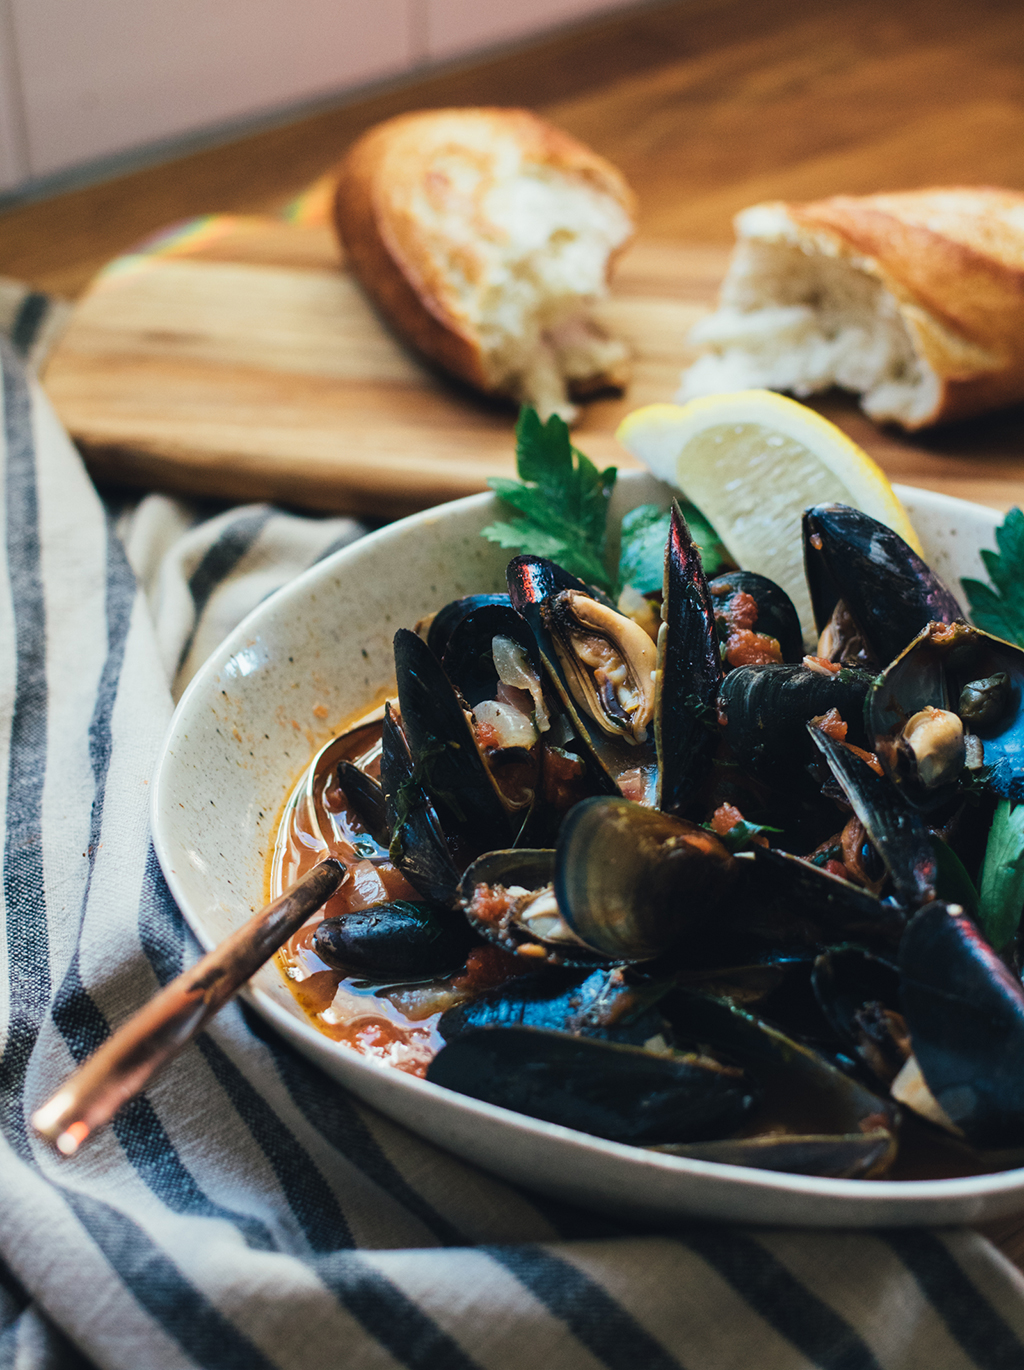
[379,702,462,907]
[314,899,475,980]
[655,502,723,815]
[426,1026,757,1145]
[708,570,803,668]
[869,621,1024,806]
[457,848,600,965]
[508,555,656,805]
[804,503,962,668]
[656,992,898,1178]
[554,796,740,963]
[436,965,673,1046]
[897,902,1024,1149]
[718,661,874,794]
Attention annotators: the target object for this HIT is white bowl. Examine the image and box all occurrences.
[151,473,1024,1228]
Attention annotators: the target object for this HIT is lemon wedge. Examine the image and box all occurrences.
[616,390,921,642]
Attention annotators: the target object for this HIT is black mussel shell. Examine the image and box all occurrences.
[508,555,655,806]
[709,570,804,667]
[869,621,1024,806]
[656,502,723,815]
[437,966,673,1045]
[812,948,906,1086]
[441,603,542,712]
[803,504,961,667]
[313,899,475,980]
[393,627,519,848]
[458,848,605,965]
[745,846,906,950]
[807,725,937,909]
[649,1132,894,1179]
[506,555,589,609]
[380,703,462,907]
[335,763,389,847]
[718,662,874,793]
[555,796,739,962]
[426,1026,756,1145]
[900,902,1024,1149]
[663,991,898,1177]
[426,594,511,661]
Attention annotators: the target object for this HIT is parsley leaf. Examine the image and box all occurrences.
[961,507,1024,646]
[617,504,671,595]
[618,500,729,594]
[977,798,1024,952]
[483,407,617,591]
[484,407,730,600]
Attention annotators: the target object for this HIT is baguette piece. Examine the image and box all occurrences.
[333,107,636,422]
[679,187,1024,428]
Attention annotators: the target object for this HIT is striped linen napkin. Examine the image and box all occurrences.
[2,339,1024,1370]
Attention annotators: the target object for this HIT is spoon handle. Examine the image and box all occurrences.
[31,857,346,1155]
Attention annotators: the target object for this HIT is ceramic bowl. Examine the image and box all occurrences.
[151,472,1024,1228]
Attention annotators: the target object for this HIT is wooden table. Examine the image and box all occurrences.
[2,0,1024,1262]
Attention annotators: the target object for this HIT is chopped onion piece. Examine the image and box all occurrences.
[492,635,550,731]
[474,698,538,749]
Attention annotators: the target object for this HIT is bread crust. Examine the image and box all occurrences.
[767,188,1024,426]
[333,107,636,399]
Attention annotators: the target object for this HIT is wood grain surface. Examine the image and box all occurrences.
[41,216,1024,516]
[5,0,1024,1268]
[35,222,731,513]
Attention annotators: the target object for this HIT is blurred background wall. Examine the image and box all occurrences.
[0,0,638,195]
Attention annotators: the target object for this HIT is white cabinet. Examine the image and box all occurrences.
[0,0,637,193]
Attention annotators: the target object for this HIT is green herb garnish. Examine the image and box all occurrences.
[977,798,1024,952]
[483,408,618,592]
[618,502,728,594]
[961,507,1024,647]
[706,819,782,854]
[482,406,727,598]
[930,835,979,918]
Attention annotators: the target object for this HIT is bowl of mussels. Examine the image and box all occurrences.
[152,442,1024,1228]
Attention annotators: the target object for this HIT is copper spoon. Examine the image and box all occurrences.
[32,856,346,1155]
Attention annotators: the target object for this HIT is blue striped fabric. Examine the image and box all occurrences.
[1,341,1024,1369]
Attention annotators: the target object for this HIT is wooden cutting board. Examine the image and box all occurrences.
[40,214,1024,518]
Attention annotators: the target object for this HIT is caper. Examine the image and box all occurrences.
[957,673,1012,730]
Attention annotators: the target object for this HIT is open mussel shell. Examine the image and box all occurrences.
[803,503,961,668]
[437,966,673,1045]
[425,593,511,660]
[441,602,544,713]
[458,847,608,965]
[899,902,1024,1149]
[708,570,803,667]
[555,796,739,963]
[656,502,723,815]
[807,725,937,910]
[662,991,898,1178]
[507,555,655,806]
[869,621,1024,806]
[718,662,874,794]
[314,899,475,981]
[426,1026,757,1145]
[393,627,522,848]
